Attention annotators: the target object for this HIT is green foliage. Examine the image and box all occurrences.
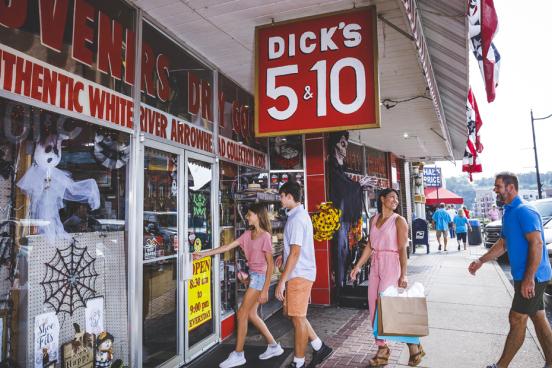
[473,171,552,190]
[443,171,552,209]
[444,176,476,209]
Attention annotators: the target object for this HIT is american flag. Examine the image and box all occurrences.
[462,88,483,180]
[468,0,500,103]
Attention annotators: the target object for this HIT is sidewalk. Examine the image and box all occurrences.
[316,232,546,368]
[214,232,547,368]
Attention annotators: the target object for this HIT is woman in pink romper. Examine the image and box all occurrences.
[350,188,425,367]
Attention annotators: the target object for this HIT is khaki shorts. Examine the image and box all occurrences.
[283,277,313,317]
[436,230,448,238]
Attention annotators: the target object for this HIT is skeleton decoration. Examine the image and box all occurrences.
[17,133,100,242]
[94,133,130,169]
[468,0,500,102]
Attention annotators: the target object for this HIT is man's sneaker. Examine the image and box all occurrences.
[438,245,442,251]
[219,351,246,368]
[287,363,305,368]
[307,342,333,367]
[259,343,284,360]
[486,365,498,368]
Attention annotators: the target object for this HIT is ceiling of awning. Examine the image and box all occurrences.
[416,0,469,159]
[131,0,469,161]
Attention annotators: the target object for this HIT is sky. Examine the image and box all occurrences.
[438,0,552,179]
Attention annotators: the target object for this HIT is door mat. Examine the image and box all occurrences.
[186,344,293,368]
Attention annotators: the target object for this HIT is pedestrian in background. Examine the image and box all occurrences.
[453,209,471,251]
[446,205,457,239]
[432,203,452,251]
[462,205,471,219]
[276,182,333,368]
[469,172,552,368]
[350,188,425,367]
[488,204,501,222]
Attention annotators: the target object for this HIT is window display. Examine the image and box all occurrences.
[219,162,237,318]
[142,148,178,368]
[0,97,130,366]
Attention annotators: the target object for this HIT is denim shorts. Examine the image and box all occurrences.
[249,272,266,291]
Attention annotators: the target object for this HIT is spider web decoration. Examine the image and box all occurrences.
[40,238,98,316]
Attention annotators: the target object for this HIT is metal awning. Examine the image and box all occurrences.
[131,0,469,161]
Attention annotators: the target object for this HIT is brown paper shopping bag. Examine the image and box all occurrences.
[377,296,429,337]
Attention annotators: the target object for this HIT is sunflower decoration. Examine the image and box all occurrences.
[312,202,342,241]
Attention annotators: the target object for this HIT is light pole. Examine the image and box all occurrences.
[531,109,552,199]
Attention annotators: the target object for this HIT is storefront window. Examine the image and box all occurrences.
[0,0,136,96]
[141,22,214,130]
[269,136,303,171]
[0,97,130,366]
[219,162,237,317]
[219,74,266,152]
[142,148,179,367]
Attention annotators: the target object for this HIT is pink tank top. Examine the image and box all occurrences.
[369,213,400,256]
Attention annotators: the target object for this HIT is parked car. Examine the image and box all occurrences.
[484,198,552,248]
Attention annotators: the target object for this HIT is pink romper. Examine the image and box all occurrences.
[368,213,402,346]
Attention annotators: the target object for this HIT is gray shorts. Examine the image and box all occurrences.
[249,271,266,291]
[436,230,448,238]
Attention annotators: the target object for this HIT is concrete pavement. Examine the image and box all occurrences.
[221,231,547,367]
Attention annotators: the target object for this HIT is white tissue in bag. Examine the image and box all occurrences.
[381,282,425,297]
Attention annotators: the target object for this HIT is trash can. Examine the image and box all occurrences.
[468,219,482,245]
[412,218,429,254]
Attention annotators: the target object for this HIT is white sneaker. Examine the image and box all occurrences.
[259,343,284,360]
[219,351,246,368]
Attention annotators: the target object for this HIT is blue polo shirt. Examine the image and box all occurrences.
[501,196,552,282]
[432,209,451,231]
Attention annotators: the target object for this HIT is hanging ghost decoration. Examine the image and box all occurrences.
[17,134,100,242]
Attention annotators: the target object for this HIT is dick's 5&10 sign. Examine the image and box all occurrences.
[255,7,380,136]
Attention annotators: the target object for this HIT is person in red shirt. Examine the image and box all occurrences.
[462,205,471,219]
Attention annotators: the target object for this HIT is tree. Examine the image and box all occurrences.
[444,176,476,209]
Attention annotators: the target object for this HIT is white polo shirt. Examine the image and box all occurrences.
[283,204,316,282]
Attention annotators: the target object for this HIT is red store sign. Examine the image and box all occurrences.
[255,7,380,136]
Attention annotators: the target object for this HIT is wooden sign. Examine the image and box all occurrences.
[62,324,94,368]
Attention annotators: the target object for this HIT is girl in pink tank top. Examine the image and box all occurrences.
[349,189,425,367]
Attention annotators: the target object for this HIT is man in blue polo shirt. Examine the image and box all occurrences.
[432,203,452,251]
[469,172,552,368]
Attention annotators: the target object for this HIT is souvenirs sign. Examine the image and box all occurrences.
[255,7,380,136]
[188,258,212,330]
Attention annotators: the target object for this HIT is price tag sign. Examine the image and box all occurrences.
[255,7,380,136]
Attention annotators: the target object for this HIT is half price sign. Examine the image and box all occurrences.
[255,7,380,136]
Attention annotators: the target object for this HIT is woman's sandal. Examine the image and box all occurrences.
[368,346,390,367]
[408,344,426,367]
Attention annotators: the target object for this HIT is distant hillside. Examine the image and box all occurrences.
[443,171,552,210]
[473,171,552,190]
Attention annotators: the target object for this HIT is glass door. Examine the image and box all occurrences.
[141,144,184,368]
[185,152,219,362]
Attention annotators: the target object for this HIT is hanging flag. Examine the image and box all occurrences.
[462,88,483,180]
[468,0,501,102]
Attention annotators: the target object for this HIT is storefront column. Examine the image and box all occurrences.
[304,134,332,305]
[129,8,144,367]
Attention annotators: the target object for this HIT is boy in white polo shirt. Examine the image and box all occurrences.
[276,182,332,368]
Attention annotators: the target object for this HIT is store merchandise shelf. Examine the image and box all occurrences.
[232,192,280,202]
